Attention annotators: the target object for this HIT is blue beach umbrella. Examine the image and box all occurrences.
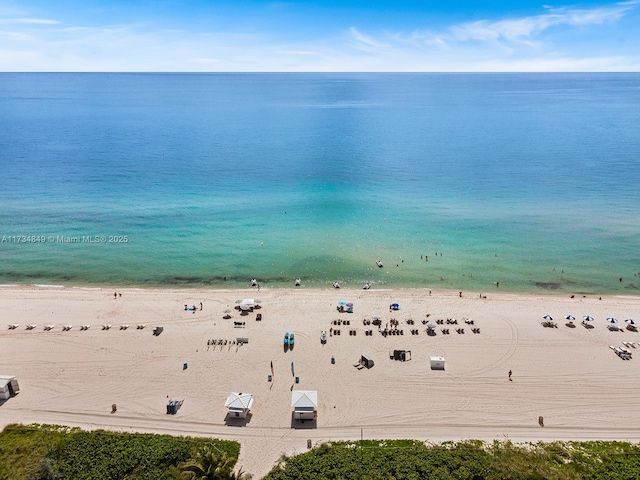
[391,303,399,308]
[583,316,594,322]
[625,319,636,325]
[543,315,553,320]
[607,317,618,324]
[566,315,576,321]
[338,301,346,306]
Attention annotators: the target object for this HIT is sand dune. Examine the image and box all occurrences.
[1,286,639,478]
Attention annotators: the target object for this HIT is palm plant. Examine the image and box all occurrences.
[229,466,252,480]
[181,446,236,480]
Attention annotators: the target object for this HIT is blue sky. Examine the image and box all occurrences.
[1,0,638,71]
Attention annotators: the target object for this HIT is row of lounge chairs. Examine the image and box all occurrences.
[332,319,350,325]
[381,329,403,336]
[207,338,238,346]
[610,345,632,360]
[439,328,470,334]
[8,323,146,331]
[410,329,420,335]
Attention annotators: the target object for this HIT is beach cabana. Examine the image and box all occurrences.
[0,375,19,400]
[225,392,253,418]
[291,390,317,420]
[430,356,445,370]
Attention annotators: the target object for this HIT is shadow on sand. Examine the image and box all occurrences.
[224,412,253,427]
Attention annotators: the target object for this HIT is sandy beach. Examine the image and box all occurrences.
[1,286,640,478]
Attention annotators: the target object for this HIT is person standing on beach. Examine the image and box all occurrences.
[508,370,512,381]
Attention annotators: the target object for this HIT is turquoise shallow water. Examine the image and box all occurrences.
[0,73,639,293]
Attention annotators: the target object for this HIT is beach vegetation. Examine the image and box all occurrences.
[0,424,240,480]
[262,439,640,480]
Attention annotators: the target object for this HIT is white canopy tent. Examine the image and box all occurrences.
[224,392,253,418]
[239,299,255,312]
[291,390,318,420]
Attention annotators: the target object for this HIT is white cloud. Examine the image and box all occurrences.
[446,2,635,44]
[0,17,60,25]
[348,27,389,50]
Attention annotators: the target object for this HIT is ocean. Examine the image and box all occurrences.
[1,73,639,293]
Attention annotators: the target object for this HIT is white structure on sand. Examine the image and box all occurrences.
[291,390,318,421]
[224,392,254,418]
[0,375,19,400]
[430,356,445,370]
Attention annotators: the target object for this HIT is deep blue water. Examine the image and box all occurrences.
[1,73,639,293]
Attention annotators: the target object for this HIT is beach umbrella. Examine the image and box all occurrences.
[606,317,618,324]
[583,315,594,321]
[223,308,231,313]
[338,301,346,306]
[372,315,381,320]
[240,304,251,311]
[346,302,354,307]
[254,299,262,304]
[565,315,576,321]
[426,322,437,330]
[392,303,399,308]
[625,319,636,325]
[543,315,553,320]
[235,299,242,304]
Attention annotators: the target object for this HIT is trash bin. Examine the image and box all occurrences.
[268,374,272,382]
[331,356,335,364]
[538,416,544,427]
[295,376,299,383]
[183,363,188,370]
